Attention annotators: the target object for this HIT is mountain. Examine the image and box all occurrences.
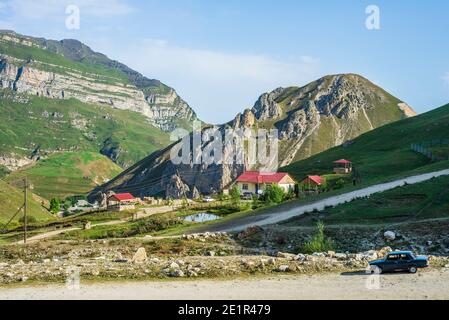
[282,102,449,184]
[90,74,415,200]
[0,30,198,170]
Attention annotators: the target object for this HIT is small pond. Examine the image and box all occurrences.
[184,213,221,223]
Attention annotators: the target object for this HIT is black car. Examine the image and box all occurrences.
[369,251,428,274]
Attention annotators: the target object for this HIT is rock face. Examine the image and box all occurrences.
[0,31,197,132]
[90,74,414,200]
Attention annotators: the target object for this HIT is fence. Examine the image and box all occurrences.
[411,139,449,162]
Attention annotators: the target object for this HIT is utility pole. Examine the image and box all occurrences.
[23,177,28,246]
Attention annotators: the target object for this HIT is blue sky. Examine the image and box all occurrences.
[0,0,448,124]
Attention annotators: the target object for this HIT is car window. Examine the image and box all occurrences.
[387,254,399,261]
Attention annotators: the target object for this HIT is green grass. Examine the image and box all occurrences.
[5,151,122,199]
[0,91,170,168]
[283,103,449,184]
[284,174,449,227]
[0,180,54,225]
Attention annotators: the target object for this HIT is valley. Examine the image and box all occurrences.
[0,30,448,295]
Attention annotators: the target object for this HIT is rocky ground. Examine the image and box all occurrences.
[1,232,448,286]
[240,219,449,256]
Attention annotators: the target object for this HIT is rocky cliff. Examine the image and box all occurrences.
[90,74,416,200]
[0,31,197,132]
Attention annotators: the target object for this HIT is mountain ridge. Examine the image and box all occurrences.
[90,73,415,200]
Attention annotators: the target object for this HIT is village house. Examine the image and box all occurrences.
[333,159,353,174]
[235,171,296,196]
[107,193,138,212]
[299,175,325,193]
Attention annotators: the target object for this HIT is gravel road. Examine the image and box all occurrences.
[1,269,449,300]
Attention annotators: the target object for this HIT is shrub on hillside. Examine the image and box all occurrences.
[301,221,335,254]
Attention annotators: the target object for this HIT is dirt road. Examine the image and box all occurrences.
[2,269,449,300]
[198,169,449,232]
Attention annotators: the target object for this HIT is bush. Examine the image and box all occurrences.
[333,179,346,190]
[301,221,334,254]
[49,198,61,214]
[264,185,285,204]
[230,185,241,206]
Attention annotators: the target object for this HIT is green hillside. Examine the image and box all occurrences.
[283,103,449,184]
[0,90,170,168]
[285,175,449,227]
[0,180,53,225]
[5,152,123,199]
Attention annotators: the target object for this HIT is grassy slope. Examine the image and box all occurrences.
[282,103,449,184]
[284,174,449,227]
[0,91,170,168]
[0,180,53,225]
[5,152,122,199]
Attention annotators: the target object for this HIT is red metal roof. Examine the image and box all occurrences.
[334,159,352,164]
[111,193,135,201]
[236,171,291,184]
[306,175,324,185]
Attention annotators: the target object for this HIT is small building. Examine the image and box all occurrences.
[107,193,138,212]
[236,171,296,195]
[299,175,325,192]
[333,159,353,174]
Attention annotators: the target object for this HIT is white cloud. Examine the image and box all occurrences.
[2,0,134,20]
[113,39,321,124]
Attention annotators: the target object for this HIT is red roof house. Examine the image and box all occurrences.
[235,171,296,194]
[107,193,138,212]
[299,175,326,192]
[333,159,353,174]
[110,193,136,202]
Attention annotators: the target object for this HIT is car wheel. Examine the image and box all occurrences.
[370,265,382,274]
[409,266,417,274]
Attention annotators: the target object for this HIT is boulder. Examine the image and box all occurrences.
[378,246,393,258]
[277,265,290,272]
[334,253,348,260]
[170,269,185,278]
[168,262,180,269]
[277,252,296,260]
[83,221,92,230]
[384,231,396,241]
[132,247,148,264]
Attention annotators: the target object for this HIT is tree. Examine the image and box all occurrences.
[49,198,61,214]
[264,184,285,204]
[63,200,71,211]
[230,185,241,206]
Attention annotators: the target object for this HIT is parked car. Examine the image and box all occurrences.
[241,192,253,200]
[203,196,215,203]
[369,251,428,274]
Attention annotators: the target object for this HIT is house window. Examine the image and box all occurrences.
[242,184,249,190]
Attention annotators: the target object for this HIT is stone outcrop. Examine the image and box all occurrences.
[0,32,197,132]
